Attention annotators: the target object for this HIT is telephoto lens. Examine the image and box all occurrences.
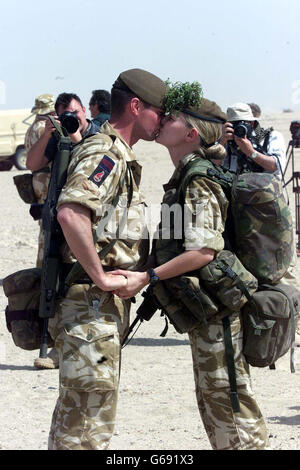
[233,123,247,137]
[58,111,79,134]
[233,121,252,138]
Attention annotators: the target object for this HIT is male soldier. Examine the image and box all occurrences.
[47,69,167,450]
[89,89,111,126]
[27,93,100,370]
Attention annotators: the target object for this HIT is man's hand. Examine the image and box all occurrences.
[111,270,149,299]
[68,128,83,143]
[234,135,254,157]
[220,122,234,146]
[43,115,59,139]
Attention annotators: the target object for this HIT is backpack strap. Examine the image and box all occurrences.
[222,315,241,413]
[179,158,233,198]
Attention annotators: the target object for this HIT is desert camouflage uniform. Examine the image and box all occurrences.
[25,116,51,268]
[162,154,268,450]
[48,121,149,450]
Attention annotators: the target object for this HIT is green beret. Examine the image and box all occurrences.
[183,98,227,124]
[113,68,167,108]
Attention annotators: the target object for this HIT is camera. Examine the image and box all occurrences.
[290,121,300,148]
[58,111,79,134]
[232,120,253,138]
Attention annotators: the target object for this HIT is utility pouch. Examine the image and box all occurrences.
[198,250,258,311]
[2,268,54,351]
[153,275,220,334]
[242,283,300,371]
[13,173,37,204]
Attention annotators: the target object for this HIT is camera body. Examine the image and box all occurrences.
[58,111,79,134]
[290,120,300,148]
[232,120,253,138]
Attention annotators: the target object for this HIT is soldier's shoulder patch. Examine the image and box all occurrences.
[88,155,115,187]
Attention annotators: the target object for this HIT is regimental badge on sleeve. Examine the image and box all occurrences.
[88,155,115,187]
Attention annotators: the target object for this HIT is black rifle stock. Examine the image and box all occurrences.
[38,118,72,358]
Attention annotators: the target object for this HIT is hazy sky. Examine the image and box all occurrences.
[1,0,300,114]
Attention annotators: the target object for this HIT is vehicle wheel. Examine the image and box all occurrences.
[0,160,13,171]
[14,147,28,170]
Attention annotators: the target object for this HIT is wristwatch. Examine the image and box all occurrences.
[147,268,160,286]
[250,150,258,160]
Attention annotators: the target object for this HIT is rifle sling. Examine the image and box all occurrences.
[222,315,241,413]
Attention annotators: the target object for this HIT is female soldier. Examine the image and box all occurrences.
[113,82,269,450]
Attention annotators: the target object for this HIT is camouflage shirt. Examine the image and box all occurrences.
[163,153,228,252]
[24,115,48,151]
[57,121,149,269]
[24,115,51,203]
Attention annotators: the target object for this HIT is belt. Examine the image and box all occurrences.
[60,263,117,288]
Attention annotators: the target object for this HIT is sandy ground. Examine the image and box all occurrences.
[0,112,300,451]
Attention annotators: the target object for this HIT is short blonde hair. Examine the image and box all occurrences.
[184,114,226,161]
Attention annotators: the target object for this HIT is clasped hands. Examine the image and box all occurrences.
[110,270,149,299]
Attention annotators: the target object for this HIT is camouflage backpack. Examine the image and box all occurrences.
[180,159,294,284]
[231,171,294,284]
[179,160,297,370]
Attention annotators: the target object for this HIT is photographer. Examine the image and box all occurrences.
[26,92,100,172]
[220,102,286,178]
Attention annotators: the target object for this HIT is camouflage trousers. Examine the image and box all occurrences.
[48,283,130,450]
[188,312,268,450]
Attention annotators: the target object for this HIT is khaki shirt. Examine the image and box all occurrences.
[24,116,47,151]
[163,153,228,252]
[24,116,51,203]
[57,121,149,269]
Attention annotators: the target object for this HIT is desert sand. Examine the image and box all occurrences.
[0,112,299,451]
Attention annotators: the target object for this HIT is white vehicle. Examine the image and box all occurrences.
[0,109,34,170]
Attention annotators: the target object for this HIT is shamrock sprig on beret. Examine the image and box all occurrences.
[163,80,203,115]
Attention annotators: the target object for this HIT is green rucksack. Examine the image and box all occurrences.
[180,159,294,285]
[231,171,294,284]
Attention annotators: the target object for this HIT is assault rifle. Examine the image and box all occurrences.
[121,285,165,347]
[38,117,73,359]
